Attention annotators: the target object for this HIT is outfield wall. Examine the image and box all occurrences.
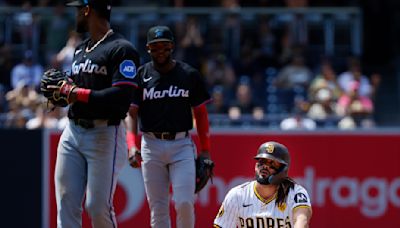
[40,129,400,228]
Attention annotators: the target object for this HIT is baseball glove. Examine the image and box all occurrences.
[40,68,76,107]
[195,155,215,193]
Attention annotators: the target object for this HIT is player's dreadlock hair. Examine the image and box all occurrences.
[275,177,295,207]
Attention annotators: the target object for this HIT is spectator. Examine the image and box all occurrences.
[10,50,43,90]
[25,104,59,129]
[307,88,337,121]
[207,86,228,114]
[0,44,15,91]
[43,2,73,63]
[56,31,81,74]
[205,53,236,101]
[179,16,204,70]
[280,110,316,130]
[274,54,312,113]
[4,80,41,128]
[337,57,372,97]
[308,60,342,101]
[336,81,375,128]
[253,18,278,69]
[336,81,374,116]
[275,54,313,90]
[337,116,357,130]
[228,76,264,121]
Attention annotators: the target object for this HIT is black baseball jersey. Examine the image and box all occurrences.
[68,32,140,120]
[132,61,211,132]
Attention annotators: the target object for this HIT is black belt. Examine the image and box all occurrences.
[150,131,189,140]
[72,119,120,129]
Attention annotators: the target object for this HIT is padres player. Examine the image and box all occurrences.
[55,0,140,227]
[214,141,312,228]
[126,25,212,228]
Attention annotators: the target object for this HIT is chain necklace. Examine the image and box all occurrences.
[85,29,113,53]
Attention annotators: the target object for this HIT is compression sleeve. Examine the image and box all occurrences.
[126,131,137,149]
[78,86,133,105]
[193,104,210,151]
[127,105,140,149]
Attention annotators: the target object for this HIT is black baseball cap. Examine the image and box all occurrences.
[147,26,174,45]
[65,0,112,13]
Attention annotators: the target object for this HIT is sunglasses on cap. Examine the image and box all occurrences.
[147,42,173,53]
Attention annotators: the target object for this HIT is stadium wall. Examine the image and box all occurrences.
[2,129,400,227]
[44,129,400,228]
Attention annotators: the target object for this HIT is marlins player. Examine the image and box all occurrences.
[214,141,312,228]
[55,0,140,227]
[126,25,212,228]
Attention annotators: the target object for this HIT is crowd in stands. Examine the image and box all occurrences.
[0,0,362,7]
[0,0,381,130]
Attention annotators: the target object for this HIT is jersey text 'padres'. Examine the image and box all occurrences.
[214,181,311,228]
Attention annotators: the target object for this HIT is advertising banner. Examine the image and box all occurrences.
[43,130,400,227]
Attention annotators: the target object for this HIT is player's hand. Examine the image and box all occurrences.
[128,146,142,168]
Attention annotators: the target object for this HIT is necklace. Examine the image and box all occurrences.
[85,29,113,53]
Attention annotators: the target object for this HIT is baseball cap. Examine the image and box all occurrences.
[65,0,112,13]
[147,26,174,44]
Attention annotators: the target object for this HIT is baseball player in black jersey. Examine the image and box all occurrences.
[54,1,140,227]
[126,25,212,228]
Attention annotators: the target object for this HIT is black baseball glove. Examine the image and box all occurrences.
[40,68,76,107]
[195,155,215,193]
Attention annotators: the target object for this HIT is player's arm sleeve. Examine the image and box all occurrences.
[213,189,239,227]
[193,104,210,151]
[127,105,140,149]
[290,185,312,228]
[84,86,133,105]
[190,70,212,107]
[191,69,212,152]
[110,41,140,88]
[126,67,143,149]
[72,42,140,105]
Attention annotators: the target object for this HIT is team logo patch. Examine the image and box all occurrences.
[119,60,136,79]
[294,193,308,203]
[216,205,224,218]
[266,143,274,153]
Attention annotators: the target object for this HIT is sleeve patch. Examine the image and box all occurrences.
[119,60,137,79]
[294,193,309,203]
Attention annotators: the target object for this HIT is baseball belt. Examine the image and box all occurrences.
[146,131,189,140]
[72,119,120,129]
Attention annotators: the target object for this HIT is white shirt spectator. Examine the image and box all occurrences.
[11,51,43,89]
[280,115,316,130]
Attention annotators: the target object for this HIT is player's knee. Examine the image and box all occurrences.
[174,200,194,213]
[85,201,109,219]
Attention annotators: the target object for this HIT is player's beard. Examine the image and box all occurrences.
[255,172,271,185]
[152,54,172,67]
[76,18,88,34]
